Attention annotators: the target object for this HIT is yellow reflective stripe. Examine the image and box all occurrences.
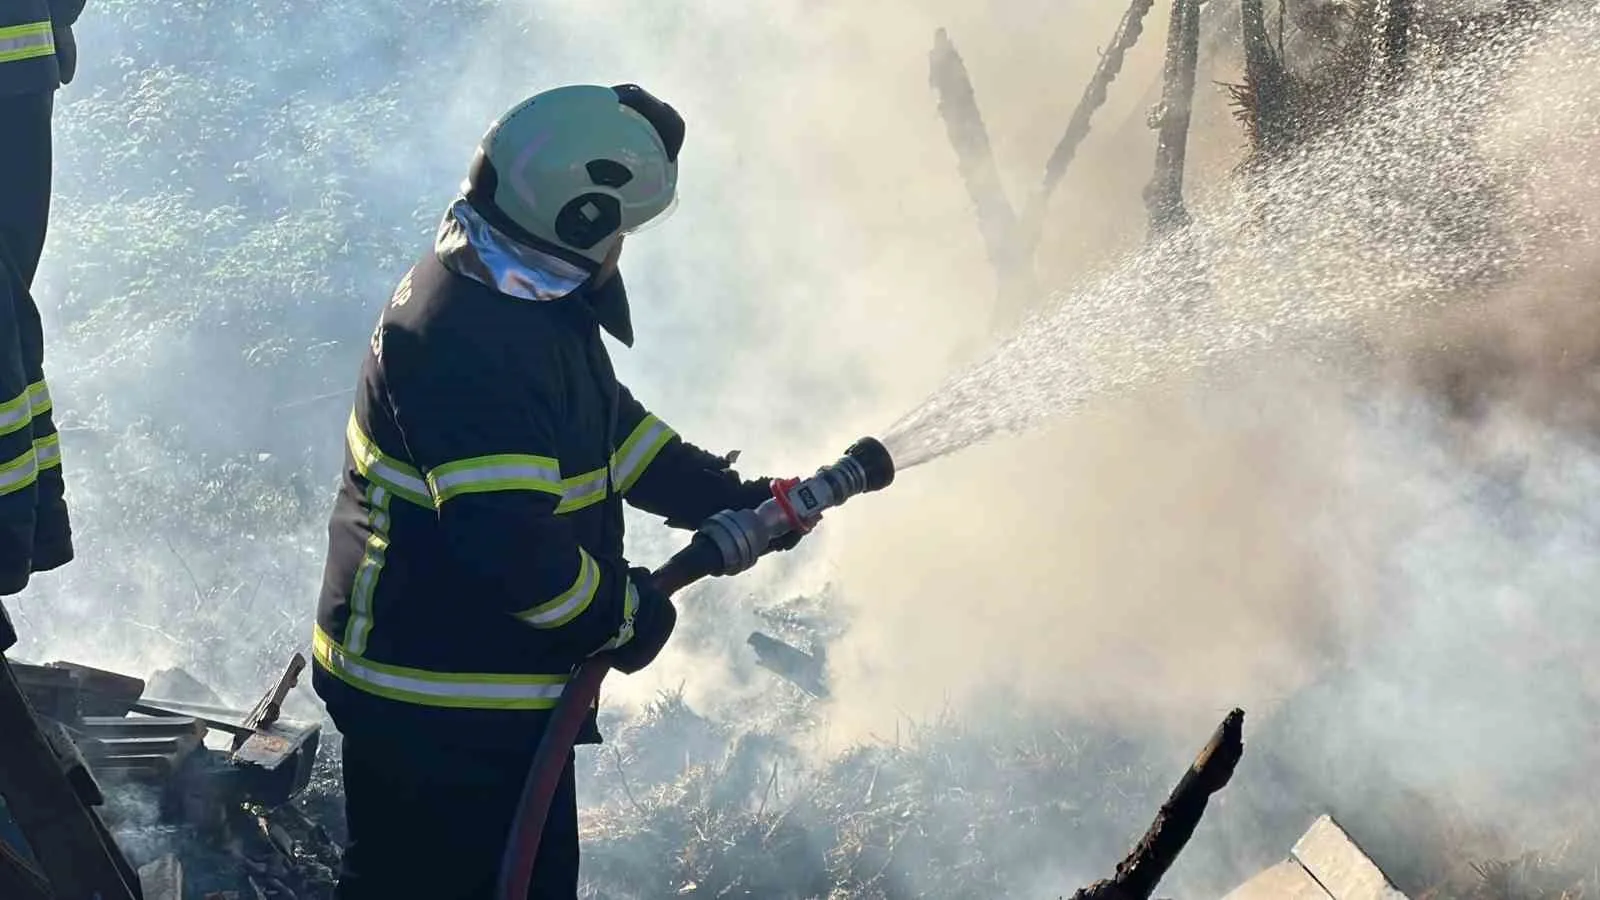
[426,453,563,506]
[26,380,50,417]
[516,548,601,627]
[342,484,392,655]
[554,467,608,514]
[0,444,37,496]
[610,414,675,494]
[32,432,59,471]
[0,22,53,64]
[345,412,431,507]
[594,578,641,654]
[0,387,30,438]
[312,625,569,710]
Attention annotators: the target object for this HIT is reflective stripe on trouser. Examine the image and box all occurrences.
[312,626,570,710]
[0,443,37,496]
[33,432,58,470]
[0,385,28,438]
[0,22,53,64]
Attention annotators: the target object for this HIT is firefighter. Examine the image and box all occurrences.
[0,0,82,600]
[313,84,797,899]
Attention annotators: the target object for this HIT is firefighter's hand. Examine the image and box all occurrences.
[604,568,677,675]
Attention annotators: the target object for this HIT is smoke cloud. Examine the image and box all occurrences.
[11,0,1600,895]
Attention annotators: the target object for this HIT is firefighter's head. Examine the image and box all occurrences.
[462,84,684,279]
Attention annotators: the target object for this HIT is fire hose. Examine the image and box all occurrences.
[496,436,897,899]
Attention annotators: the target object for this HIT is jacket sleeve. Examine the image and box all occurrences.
[380,323,642,657]
[46,0,86,27]
[0,268,39,596]
[614,384,771,530]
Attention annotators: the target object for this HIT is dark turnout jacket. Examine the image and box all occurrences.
[313,215,768,750]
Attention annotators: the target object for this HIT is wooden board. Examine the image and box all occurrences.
[0,656,140,900]
[1221,859,1334,900]
[1292,815,1410,900]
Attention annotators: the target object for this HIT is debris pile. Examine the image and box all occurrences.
[0,653,335,899]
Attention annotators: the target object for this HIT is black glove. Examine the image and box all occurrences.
[602,568,677,675]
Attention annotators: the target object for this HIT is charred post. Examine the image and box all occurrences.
[929,27,1037,328]
[1071,708,1246,900]
[1143,0,1203,238]
[1019,0,1157,245]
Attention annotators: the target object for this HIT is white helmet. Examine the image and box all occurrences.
[462,83,683,270]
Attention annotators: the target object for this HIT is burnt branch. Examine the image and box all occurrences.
[1071,708,1246,900]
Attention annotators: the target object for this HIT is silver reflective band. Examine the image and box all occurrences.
[0,446,37,496]
[518,549,600,627]
[556,469,608,513]
[611,416,673,492]
[343,484,392,656]
[27,380,50,416]
[428,457,562,504]
[0,388,29,437]
[313,627,569,710]
[345,413,431,507]
[0,22,53,64]
[33,433,59,469]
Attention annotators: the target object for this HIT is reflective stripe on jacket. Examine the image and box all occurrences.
[0,0,59,95]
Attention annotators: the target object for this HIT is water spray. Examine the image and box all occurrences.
[497,437,898,899]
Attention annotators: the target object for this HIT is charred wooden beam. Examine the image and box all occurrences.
[746,632,829,699]
[1021,0,1157,244]
[0,836,50,900]
[1071,708,1246,899]
[0,656,141,900]
[1144,0,1203,238]
[929,27,1037,327]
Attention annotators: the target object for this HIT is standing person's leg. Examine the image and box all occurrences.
[334,733,578,900]
[0,90,54,287]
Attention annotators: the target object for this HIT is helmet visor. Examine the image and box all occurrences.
[621,192,679,236]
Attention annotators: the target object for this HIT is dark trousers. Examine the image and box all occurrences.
[0,91,54,288]
[335,732,581,900]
